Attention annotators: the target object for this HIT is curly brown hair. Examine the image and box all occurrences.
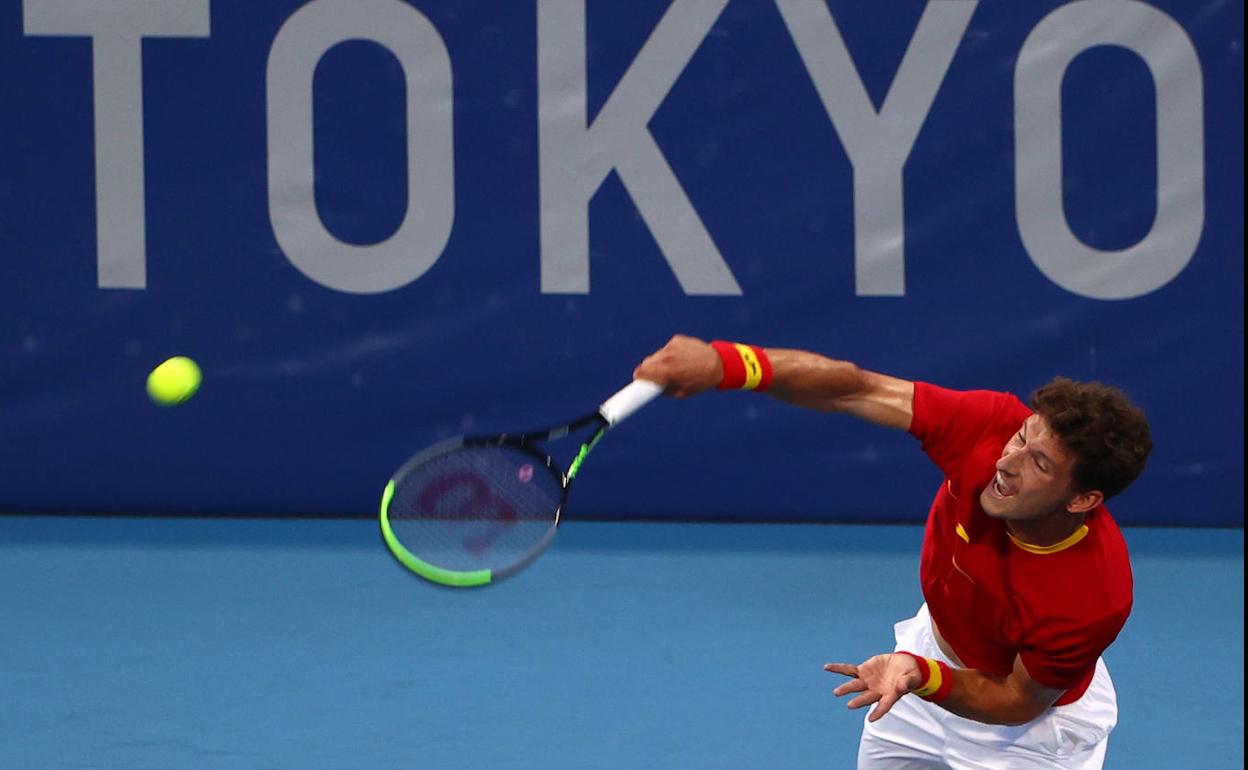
[1029,377,1152,500]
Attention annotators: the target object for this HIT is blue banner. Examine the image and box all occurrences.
[1,0,1242,525]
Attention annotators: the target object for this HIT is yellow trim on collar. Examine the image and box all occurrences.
[955,523,970,543]
[1008,525,1089,554]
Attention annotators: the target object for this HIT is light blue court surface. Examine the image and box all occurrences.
[1,517,1242,770]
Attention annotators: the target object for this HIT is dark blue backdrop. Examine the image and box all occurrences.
[1,1,1242,525]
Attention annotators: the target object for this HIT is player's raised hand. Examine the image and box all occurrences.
[633,335,722,398]
[824,653,924,722]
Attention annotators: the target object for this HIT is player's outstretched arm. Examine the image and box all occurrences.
[824,653,1065,726]
[633,334,914,431]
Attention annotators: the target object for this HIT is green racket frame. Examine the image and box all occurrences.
[379,435,570,587]
[379,379,661,587]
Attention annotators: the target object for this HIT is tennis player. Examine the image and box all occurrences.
[633,335,1151,769]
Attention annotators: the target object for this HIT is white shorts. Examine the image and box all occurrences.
[857,604,1118,770]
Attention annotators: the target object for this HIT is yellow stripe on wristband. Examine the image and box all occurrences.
[913,658,944,698]
[733,344,764,390]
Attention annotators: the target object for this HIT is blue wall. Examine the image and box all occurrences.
[1,1,1242,525]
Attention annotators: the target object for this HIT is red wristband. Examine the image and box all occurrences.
[899,651,953,703]
[710,341,772,391]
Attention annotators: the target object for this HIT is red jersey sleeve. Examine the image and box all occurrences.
[1019,606,1131,691]
[908,382,1030,478]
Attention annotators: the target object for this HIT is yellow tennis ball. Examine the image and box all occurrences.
[147,356,202,406]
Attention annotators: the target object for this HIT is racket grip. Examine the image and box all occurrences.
[599,379,664,427]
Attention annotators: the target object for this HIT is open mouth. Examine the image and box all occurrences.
[990,473,1016,499]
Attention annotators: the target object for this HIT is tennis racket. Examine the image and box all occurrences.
[379,379,664,587]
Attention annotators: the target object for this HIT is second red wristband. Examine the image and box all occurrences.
[710,341,772,391]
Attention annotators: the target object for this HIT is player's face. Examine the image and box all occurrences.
[979,415,1080,521]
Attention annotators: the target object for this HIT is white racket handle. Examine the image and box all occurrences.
[598,379,664,427]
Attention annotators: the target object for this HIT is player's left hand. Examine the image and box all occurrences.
[824,653,923,722]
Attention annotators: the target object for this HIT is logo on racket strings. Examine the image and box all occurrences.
[418,471,519,555]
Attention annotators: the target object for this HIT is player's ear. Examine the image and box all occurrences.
[1066,489,1104,514]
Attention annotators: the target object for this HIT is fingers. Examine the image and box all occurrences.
[833,680,867,697]
[633,357,673,393]
[823,663,859,677]
[632,335,718,397]
[826,659,906,722]
[634,349,678,387]
[867,692,902,723]
[825,663,865,698]
[846,691,882,711]
[826,662,868,699]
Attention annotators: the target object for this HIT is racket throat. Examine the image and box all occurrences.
[566,430,605,482]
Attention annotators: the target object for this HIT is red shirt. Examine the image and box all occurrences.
[909,382,1133,705]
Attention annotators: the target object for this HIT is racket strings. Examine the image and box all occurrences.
[387,444,562,573]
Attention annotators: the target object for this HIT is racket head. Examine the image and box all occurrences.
[379,436,567,587]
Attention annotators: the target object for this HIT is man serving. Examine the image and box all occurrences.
[634,335,1152,769]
